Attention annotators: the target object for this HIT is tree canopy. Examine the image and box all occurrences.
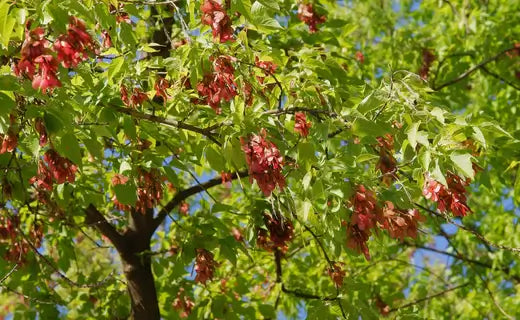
[0,0,519,319]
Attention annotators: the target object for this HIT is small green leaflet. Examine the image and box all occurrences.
[450,152,474,179]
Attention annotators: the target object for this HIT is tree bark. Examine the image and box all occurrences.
[120,232,160,320]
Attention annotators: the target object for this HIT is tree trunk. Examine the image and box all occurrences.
[120,233,160,320]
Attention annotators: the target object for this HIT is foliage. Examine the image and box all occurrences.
[0,0,519,319]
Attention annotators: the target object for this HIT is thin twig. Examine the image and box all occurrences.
[480,66,520,91]
[388,282,470,313]
[415,203,520,255]
[433,47,518,90]
[107,104,222,146]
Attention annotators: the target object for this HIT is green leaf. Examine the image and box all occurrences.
[416,131,430,147]
[450,152,474,179]
[0,92,15,116]
[302,199,313,221]
[253,16,282,32]
[83,138,103,160]
[432,160,447,186]
[113,183,137,206]
[352,118,388,138]
[119,160,132,173]
[407,122,420,149]
[357,91,383,114]
[58,132,83,166]
[356,153,379,163]
[0,75,20,91]
[107,57,125,84]
[302,171,312,190]
[472,126,486,149]
[419,149,431,171]
[0,0,16,49]
[256,0,279,11]
[514,167,520,207]
[206,146,225,172]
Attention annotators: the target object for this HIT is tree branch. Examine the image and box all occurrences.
[388,282,470,313]
[107,105,222,146]
[85,204,126,253]
[273,247,347,318]
[152,171,249,232]
[263,107,337,118]
[415,203,520,255]
[480,65,520,91]
[404,242,520,282]
[432,47,518,90]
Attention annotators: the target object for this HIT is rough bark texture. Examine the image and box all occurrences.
[120,232,160,320]
[85,205,160,319]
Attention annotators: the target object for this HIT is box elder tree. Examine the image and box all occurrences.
[0,0,520,319]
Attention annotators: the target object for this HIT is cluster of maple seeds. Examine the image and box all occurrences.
[241,129,285,196]
[0,214,43,265]
[297,3,327,33]
[294,112,312,138]
[201,0,234,43]
[256,212,294,253]
[327,262,346,287]
[194,248,217,285]
[346,185,424,260]
[112,168,164,214]
[0,130,17,155]
[30,149,78,193]
[172,288,195,318]
[419,48,436,80]
[195,56,238,114]
[423,172,471,217]
[375,134,398,185]
[14,18,95,93]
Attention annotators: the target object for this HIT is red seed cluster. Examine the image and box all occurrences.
[14,26,60,93]
[173,288,195,318]
[346,185,422,260]
[34,118,48,146]
[0,130,18,154]
[101,30,112,49]
[379,201,424,241]
[294,112,312,138]
[200,0,234,43]
[255,56,277,85]
[195,56,237,114]
[154,77,170,102]
[43,150,77,184]
[179,201,190,216]
[297,3,326,33]
[121,85,148,108]
[243,81,254,106]
[263,213,294,253]
[355,51,365,64]
[423,173,471,217]
[30,150,77,191]
[220,171,232,185]
[231,227,243,242]
[14,18,95,93]
[135,168,163,214]
[0,215,43,265]
[327,262,346,287]
[419,49,435,80]
[54,17,96,68]
[194,248,217,285]
[375,134,397,185]
[111,169,163,213]
[241,129,285,196]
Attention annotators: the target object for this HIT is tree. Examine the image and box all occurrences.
[0,0,519,318]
